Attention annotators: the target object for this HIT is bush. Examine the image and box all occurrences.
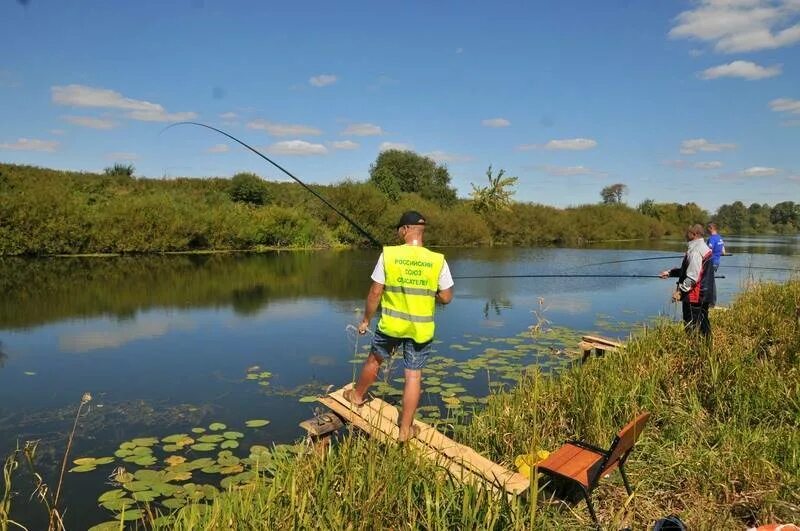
[229,172,270,206]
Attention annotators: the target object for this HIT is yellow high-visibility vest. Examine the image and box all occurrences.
[378,245,444,343]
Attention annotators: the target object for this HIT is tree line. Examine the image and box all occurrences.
[0,151,795,256]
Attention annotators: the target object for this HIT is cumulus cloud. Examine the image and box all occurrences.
[219,112,238,120]
[207,144,230,153]
[669,0,800,53]
[342,123,384,136]
[329,140,359,150]
[0,138,59,152]
[424,150,472,163]
[770,97,800,115]
[51,84,197,122]
[379,142,412,152]
[680,138,737,154]
[694,160,724,169]
[481,117,511,128]
[309,74,338,87]
[700,60,782,80]
[267,140,328,156]
[742,166,780,176]
[62,115,118,129]
[247,119,322,136]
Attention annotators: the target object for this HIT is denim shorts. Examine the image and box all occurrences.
[371,330,432,371]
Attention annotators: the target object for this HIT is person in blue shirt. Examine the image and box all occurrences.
[706,222,726,273]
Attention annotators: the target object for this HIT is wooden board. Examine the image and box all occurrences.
[320,384,531,495]
[581,335,622,349]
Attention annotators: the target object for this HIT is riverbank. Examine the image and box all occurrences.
[156,279,799,530]
[0,163,707,255]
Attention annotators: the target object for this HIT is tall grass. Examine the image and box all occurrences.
[159,279,799,530]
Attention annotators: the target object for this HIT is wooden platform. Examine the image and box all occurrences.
[578,335,622,362]
[313,384,530,496]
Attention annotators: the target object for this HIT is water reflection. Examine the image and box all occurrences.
[58,316,195,353]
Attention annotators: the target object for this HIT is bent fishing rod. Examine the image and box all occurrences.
[162,121,382,247]
[453,273,726,279]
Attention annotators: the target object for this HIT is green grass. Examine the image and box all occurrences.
[151,279,799,530]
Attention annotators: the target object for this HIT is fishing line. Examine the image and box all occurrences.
[452,273,726,279]
[162,121,382,247]
[578,255,684,268]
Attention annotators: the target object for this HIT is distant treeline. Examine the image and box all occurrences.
[0,160,796,256]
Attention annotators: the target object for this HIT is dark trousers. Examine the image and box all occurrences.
[682,299,711,337]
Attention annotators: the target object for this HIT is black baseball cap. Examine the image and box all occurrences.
[396,211,426,229]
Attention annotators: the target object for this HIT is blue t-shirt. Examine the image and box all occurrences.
[707,234,724,266]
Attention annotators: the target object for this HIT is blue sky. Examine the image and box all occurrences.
[1,0,798,210]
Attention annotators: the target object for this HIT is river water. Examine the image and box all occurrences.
[1,236,797,529]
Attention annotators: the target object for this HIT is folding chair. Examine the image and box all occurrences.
[537,412,651,527]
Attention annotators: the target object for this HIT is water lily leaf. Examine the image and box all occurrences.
[98,489,125,503]
[185,458,215,469]
[245,373,259,380]
[161,433,190,444]
[131,437,158,447]
[161,497,186,509]
[258,381,270,386]
[69,464,96,473]
[114,449,133,458]
[132,455,157,466]
[200,464,221,474]
[191,443,216,452]
[101,497,135,511]
[220,464,244,475]
[152,482,180,497]
[88,522,122,531]
[223,431,245,439]
[117,508,145,521]
[73,457,97,466]
[132,490,157,502]
[298,396,317,403]
[220,440,239,450]
[258,371,272,378]
[191,427,206,434]
[94,457,115,465]
[123,480,151,492]
[113,469,134,483]
[245,419,269,428]
[164,455,186,467]
[162,444,179,453]
[209,422,226,431]
[218,454,239,466]
[164,470,192,482]
[132,446,152,456]
[133,469,164,482]
[249,445,269,455]
[120,442,137,450]
[197,434,224,443]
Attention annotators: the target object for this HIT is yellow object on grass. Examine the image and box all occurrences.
[514,450,550,479]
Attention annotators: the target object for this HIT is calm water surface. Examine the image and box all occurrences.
[1,236,797,528]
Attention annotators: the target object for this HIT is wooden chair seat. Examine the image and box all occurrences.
[537,443,604,488]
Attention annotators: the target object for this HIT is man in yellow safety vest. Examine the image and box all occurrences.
[344,210,454,442]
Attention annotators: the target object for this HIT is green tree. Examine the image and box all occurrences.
[600,183,627,204]
[770,201,799,228]
[229,172,270,206]
[469,165,518,215]
[368,150,457,206]
[716,201,748,234]
[637,198,658,218]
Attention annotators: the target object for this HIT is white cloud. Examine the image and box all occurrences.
[694,160,724,169]
[700,60,782,79]
[207,143,230,153]
[267,140,328,156]
[424,150,472,163]
[49,129,65,136]
[481,118,511,128]
[51,84,196,122]
[662,159,689,169]
[0,138,59,152]
[742,166,780,176]
[247,119,322,136]
[379,142,412,152]
[680,138,737,154]
[62,115,118,129]
[342,123,384,136]
[538,165,598,176]
[770,97,800,115]
[309,74,338,87]
[544,138,598,151]
[219,112,238,120]
[330,140,359,150]
[669,0,800,53]
[106,152,138,161]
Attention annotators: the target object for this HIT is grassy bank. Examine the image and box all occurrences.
[154,279,799,530]
[1,163,697,255]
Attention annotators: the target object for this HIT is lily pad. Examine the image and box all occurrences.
[131,437,158,447]
[223,431,244,439]
[117,508,145,521]
[161,497,186,509]
[191,427,206,434]
[101,497,135,511]
[191,443,216,452]
[198,434,224,443]
[132,490,158,502]
[98,489,126,503]
[162,433,190,444]
[165,455,186,467]
[209,422,227,431]
[245,420,269,428]
[69,464,96,473]
[298,396,318,403]
[132,455,157,466]
[220,440,239,450]
[88,522,123,531]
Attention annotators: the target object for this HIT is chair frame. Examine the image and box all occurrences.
[538,412,650,528]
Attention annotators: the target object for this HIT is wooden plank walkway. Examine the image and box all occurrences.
[317,384,530,495]
[578,335,623,362]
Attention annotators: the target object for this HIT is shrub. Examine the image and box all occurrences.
[229,172,270,206]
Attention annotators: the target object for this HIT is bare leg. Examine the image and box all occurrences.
[398,369,421,442]
[351,351,383,403]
